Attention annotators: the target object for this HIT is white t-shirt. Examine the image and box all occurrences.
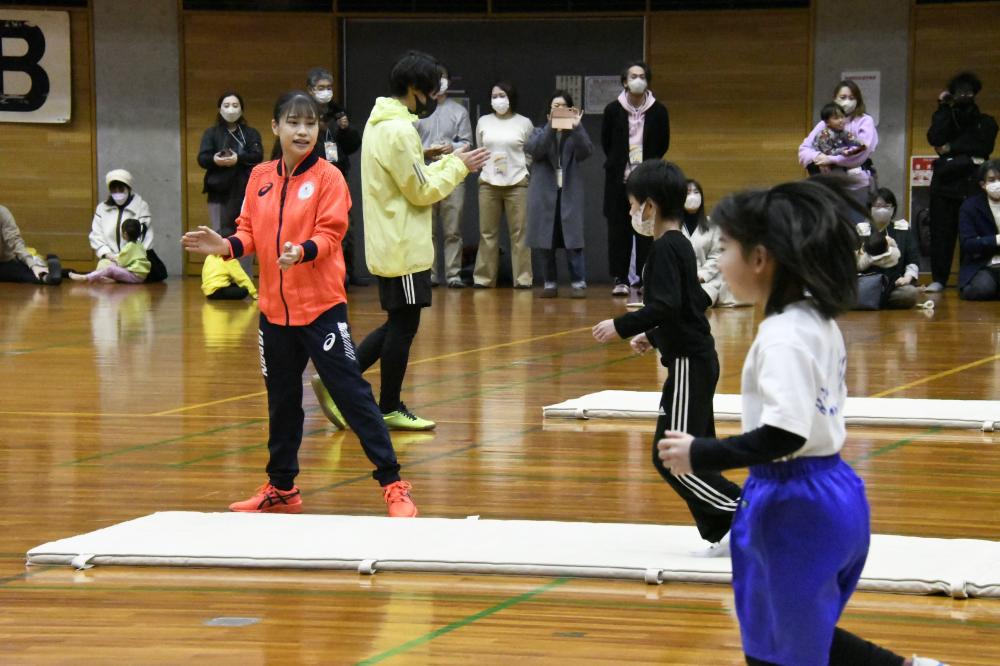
[741,301,847,459]
[475,113,534,186]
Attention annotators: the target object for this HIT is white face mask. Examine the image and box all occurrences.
[313,89,333,104]
[439,78,449,95]
[111,192,128,206]
[870,208,893,225]
[837,98,857,115]
[491,97,510,115]
[684,193,702,212]
[986,181,1000,199]
[627,78,648,95]
[631,202,654,237]
[220,107,242,123]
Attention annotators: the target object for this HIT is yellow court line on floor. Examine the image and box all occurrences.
[149,325,593,416]
[870,352,1000,398]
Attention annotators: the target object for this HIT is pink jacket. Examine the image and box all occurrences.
[798,113,879,190]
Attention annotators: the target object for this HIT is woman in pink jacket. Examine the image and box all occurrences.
[799,80,879,207]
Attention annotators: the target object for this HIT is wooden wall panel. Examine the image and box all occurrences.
[647,9,811,208]
[910,3,1000,158]
[181,12,336,273]
[0,9,94,263]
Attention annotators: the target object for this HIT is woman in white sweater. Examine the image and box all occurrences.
[681,179,745,307]
[473,81,535,288]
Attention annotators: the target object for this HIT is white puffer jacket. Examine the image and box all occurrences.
[89,193,152,260]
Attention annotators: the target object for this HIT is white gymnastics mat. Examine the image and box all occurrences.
[543,391,1000,431]
[26,512,1000,599]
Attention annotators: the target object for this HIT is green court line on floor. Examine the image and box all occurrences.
[168,426,326,467]
[354,577,572,666]
[848,427,942,464]
[299,426,544,499]
[62,418,267,466]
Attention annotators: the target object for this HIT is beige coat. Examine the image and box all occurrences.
[0,205,44,269]
[680,221,743,307]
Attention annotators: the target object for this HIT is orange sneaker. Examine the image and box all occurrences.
[383,480,418,518]
[229,483,303,514]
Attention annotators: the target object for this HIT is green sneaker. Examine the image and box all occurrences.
[310,374,346,430]
[383,403,436,431]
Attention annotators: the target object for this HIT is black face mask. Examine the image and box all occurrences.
[413,92,438,119]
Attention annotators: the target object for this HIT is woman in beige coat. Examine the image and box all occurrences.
[681,179,745,307]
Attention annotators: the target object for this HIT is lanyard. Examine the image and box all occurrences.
[227,126,246,149]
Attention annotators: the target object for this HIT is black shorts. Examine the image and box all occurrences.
[377,270,432,311]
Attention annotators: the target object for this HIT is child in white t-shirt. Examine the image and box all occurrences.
[658,178,947,666]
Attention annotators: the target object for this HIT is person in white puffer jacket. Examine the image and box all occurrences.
[681,179,747,307]
[88,169,153,263]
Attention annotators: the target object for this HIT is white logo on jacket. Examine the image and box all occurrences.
[298,181,315,200]
[323,332,336,351]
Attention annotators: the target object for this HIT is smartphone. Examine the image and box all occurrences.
[551,106,578,130]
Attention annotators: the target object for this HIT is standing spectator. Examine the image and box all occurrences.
[307,66,365,286]
[601,61,670,296]
[958,160,1000,300]
[473,81,535,289]
[417,63,473,288]
[798,80,879,208]
[88,169,166,282]
[925,71,998,293]
[313,51,489,433]
[526,90,593,298]
[681,180,742,307]
[0,205,61,285]
[197,91,263,237]
[855,188,921,309]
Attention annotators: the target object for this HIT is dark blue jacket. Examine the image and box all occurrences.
[958,193,1000,287]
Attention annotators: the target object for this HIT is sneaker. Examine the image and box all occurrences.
[541,286,557,298]
[691,533,730,558]
[611,281,629,296]
[383,480,418,517]
[924,281,944,293]
[910,657,949,666]
[626,290,644,308]
[229,483,302,513]
[570,286,586,299]
[473,283,490,289]
[310,375,347,430]
[447,279,465,289]
[383,403,436,431]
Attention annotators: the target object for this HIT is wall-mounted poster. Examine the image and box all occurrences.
[0,10,71,124]
[584,75,621,115]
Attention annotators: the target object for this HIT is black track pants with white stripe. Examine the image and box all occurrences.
[653,354,742,543]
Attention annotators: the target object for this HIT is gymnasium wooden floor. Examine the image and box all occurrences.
[1,278,998,664]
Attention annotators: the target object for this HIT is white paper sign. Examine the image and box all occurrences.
[584,75,621,115]
[841,70,879,126]
[0,10,72,124]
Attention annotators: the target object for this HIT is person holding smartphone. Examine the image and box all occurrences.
[197,91,263,237]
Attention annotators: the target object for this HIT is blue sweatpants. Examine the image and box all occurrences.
[732,454,870,666]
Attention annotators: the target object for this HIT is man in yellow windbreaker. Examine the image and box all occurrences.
[312,50,488,432]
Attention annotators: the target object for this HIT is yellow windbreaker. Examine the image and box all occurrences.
[200,254,258,298]
[361,97,468,277]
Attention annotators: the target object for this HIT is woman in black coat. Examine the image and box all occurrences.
[197,91,263,237]
[601,61,670,296]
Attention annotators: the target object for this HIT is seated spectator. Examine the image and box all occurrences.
[201,254,257,300]
[856,188,921,309]
[806,103,865,176]
[958,159,1000,300]
[71,218,149,283]
[87,169,165,282]
[681,180,745,307]
[0,204,61,285]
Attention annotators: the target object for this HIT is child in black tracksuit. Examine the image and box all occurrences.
[592,159,740,547]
